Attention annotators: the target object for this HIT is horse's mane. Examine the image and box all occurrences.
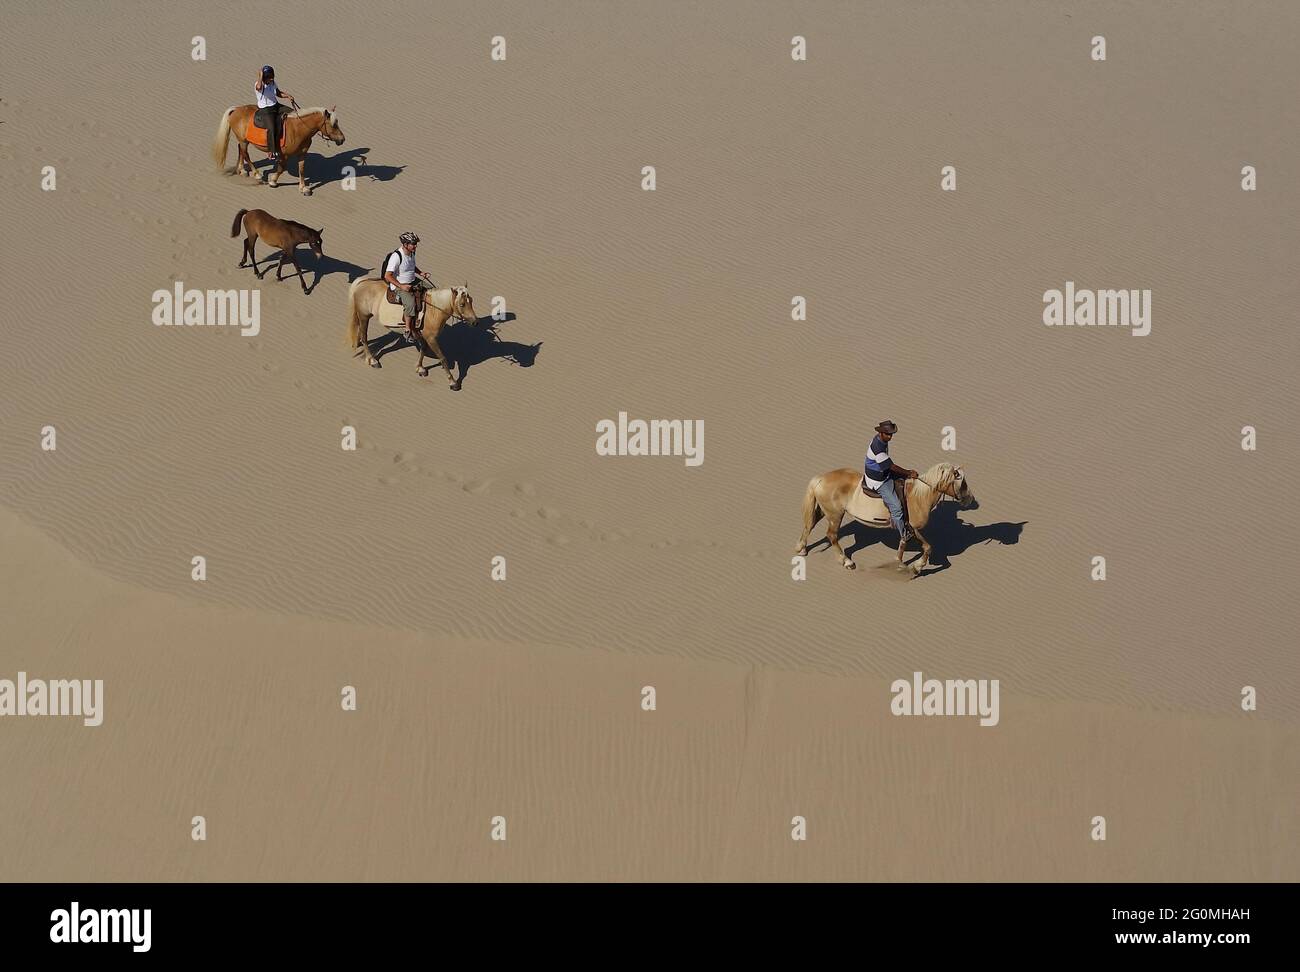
[918,462,957,497]
[282,217,317,234]
[300,107,337,123]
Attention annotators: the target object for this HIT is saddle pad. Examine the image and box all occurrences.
[376,293,419,329]
[246,121,287,151]
[845,485,891,526]
[845,476,915,526]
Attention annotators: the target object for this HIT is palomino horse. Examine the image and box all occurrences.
[346,278,478,391]
[795,462,977,575]
[231,208,323,292]
[212,105,345,194]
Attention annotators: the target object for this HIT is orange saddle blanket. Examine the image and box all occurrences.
[246,119,287,151]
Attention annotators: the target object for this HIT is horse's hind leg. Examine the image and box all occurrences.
[826,511,855,570]
[237,141,253,178]
[248,233,264,276]
[796,502,822,554]
[360,316,380,368]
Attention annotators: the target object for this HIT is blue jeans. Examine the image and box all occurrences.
[878,477,906,536]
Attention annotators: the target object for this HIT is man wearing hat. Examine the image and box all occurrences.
[382,231,436,346]
[863,420,919,541]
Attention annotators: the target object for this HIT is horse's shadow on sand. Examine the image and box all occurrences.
[252,147,404,189]
[369,313,542,385]
[242,252,371,295]
[808,502,1026,578]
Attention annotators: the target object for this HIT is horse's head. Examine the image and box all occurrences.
[308,226,325,258]
[320,106,345,146]
[948,464,977,510]
[451,284,477,325]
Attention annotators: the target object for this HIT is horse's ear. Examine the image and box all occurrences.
[329,105,336,113]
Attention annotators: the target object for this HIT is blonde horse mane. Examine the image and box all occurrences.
[915,462,958,502]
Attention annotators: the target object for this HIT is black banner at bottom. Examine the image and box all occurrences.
[0,882,1278,957]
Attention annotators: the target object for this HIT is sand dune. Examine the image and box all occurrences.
[0,0,1296,880]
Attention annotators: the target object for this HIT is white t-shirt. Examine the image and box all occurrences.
[384,250,419,290]
[255,81,279,109]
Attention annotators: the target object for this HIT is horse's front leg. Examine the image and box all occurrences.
[910,528,932,576]
[290,250,308,292]
[421,325,460,390]
[275,249,289,282]
[298,154,311,195]
[267,152,284,187]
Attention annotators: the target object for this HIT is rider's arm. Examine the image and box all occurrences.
[383,271,411,291]
[277,89,292,100]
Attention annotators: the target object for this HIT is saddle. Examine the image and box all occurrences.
[247,111,287,151]
[846,475,912,528]
[376,285,425,329]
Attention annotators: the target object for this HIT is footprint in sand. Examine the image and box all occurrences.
[515,482,537,497]
[293,378,309,390]
[377,476,397,486]
[393,452,415,465]
[462,479,491,495]
[261,362,281,374]
[538,507,559,520]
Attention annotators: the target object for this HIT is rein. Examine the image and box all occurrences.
[914,475,958,503]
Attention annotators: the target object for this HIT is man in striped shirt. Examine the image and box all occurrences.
[863,420,919,541]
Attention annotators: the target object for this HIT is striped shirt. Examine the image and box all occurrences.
[863,434,893,488]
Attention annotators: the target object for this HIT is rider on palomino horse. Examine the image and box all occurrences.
[863,420,918,542]
[254,65,294,162]
[383,232,437,347]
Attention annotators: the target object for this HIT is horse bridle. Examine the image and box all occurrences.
[916,475,961,502]
[306,109,344,145]
[431,288,472,325]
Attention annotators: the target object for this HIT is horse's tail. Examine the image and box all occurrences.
[212,106,235,171]
[230,209,248,238]
[346,278,367,349]
[802,476,824,533]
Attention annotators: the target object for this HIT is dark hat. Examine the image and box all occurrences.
[874,420,898,434]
